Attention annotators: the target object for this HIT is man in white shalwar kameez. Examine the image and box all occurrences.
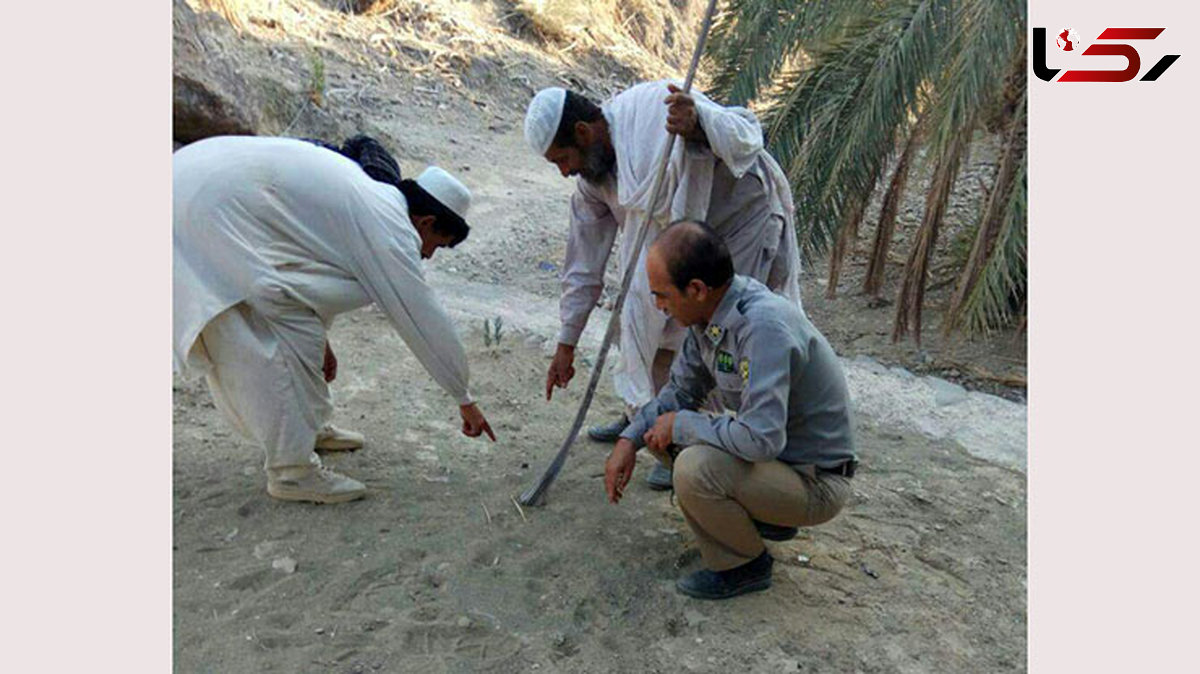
[523,81,803,488]
[174,136,496,504]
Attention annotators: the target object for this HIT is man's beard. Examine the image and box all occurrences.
[578,138,616,185]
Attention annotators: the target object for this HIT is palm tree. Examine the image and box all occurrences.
[704,0,1026,342]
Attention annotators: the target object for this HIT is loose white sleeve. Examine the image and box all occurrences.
[558,183,619,346]
[340,184,474,405]
[691,88,765,179]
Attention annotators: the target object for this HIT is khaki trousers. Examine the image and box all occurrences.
[672,444,851,571]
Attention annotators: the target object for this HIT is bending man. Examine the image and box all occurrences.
[174,136,495,504]
[524,81,803,489]
[604,222,855,599]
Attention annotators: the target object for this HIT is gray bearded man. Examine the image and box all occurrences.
[524,81,804,489]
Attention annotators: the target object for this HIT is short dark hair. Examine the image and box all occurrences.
[658,221,734,292]
[552,90,604,149]
[397,179,470,247]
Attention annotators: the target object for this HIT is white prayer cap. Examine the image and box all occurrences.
[524,87,567,156]
[416,166,471,221]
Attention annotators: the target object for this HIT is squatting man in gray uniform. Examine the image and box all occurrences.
[604,222,856,600]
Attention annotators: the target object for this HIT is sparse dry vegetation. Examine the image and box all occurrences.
[187,0,707,94]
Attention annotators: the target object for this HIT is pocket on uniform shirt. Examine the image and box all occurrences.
[714,370,745,393]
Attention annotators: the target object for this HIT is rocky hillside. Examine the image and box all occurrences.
[174,0,708,146]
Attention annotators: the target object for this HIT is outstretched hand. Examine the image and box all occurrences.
[459,403,497,442]
[604,439,638,504]
[545,343,576,400]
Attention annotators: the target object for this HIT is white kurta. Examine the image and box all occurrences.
[174,136,473,467]
[557,81,803,408]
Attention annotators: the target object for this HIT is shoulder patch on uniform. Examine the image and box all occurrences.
[716,350,735,373]
[739,357,750,383]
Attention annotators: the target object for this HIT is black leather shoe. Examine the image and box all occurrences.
[675,550,773,600]
[587,415,630,443]
[753,520,799,542]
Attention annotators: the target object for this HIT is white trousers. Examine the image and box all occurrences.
[196,303,331,471]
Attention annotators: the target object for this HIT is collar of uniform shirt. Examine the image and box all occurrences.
[702,275,748,345]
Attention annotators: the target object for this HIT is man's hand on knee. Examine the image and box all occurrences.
[644,412,676,454]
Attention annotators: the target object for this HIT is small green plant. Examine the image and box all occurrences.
[483,316,504,347]
[308,49,326,107]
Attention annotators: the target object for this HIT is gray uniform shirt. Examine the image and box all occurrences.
[620,275,855,468]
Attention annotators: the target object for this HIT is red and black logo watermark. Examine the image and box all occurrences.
[1034,27,1180,82]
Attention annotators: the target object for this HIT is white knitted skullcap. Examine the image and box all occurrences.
[524,87,567,156]
[416,166,471,221]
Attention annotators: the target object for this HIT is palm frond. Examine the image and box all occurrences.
[705,0,874,105]
[826,185,871,298]
[945,78,1025,332]
[864,109,925,297]
[703,0,1029,340]
[760,0,950,258]
[892,128,968,344]
[958,151,1026,335]
[923,0,1024,162]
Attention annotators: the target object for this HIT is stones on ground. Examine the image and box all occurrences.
[253,541,283,559]
[890,366,917,382]
[550,631,578,656]
[272,556,298,574]
[926,376,968,406]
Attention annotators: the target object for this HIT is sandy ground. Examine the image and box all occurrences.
[173,308,1026,673]
[174,3,1027,670]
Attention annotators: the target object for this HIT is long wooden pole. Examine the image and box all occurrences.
[519,0,722,506]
